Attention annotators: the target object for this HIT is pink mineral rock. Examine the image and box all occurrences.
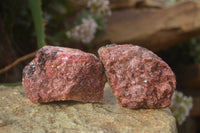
[98,44,176,109]
[22,46,106,103]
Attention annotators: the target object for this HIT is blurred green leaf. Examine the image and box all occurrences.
[93,15,106,30]
[0,82,22,86]
[76,9,91,24]
[28,0,46,48]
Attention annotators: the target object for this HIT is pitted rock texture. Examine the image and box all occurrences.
[98,44,176,109]
[0,84,177,133]
[22,46,105,103]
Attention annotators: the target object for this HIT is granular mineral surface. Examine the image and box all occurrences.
[22,46,106,103]
[98,44,176,109]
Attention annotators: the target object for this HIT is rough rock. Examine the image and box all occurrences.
[0,84,177,133]
[22,46,105,103]
[98,44,176,109]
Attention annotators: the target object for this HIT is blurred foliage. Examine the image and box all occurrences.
[161,0,187,6]
[0,0,37,56]
[1,0,102,52]
[42,0,72,47]
[28,0,46,48]
[42,0,109,52]
[157,36,200,67]
[0,82,22,86]
[170,90,193,125]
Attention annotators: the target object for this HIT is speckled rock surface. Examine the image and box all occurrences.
[0,84,177,133]
[22,46,105,103]
[98,44,176,109]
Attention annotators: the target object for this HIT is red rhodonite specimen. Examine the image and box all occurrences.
[22,46,106,103]
[98,44,176,109]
